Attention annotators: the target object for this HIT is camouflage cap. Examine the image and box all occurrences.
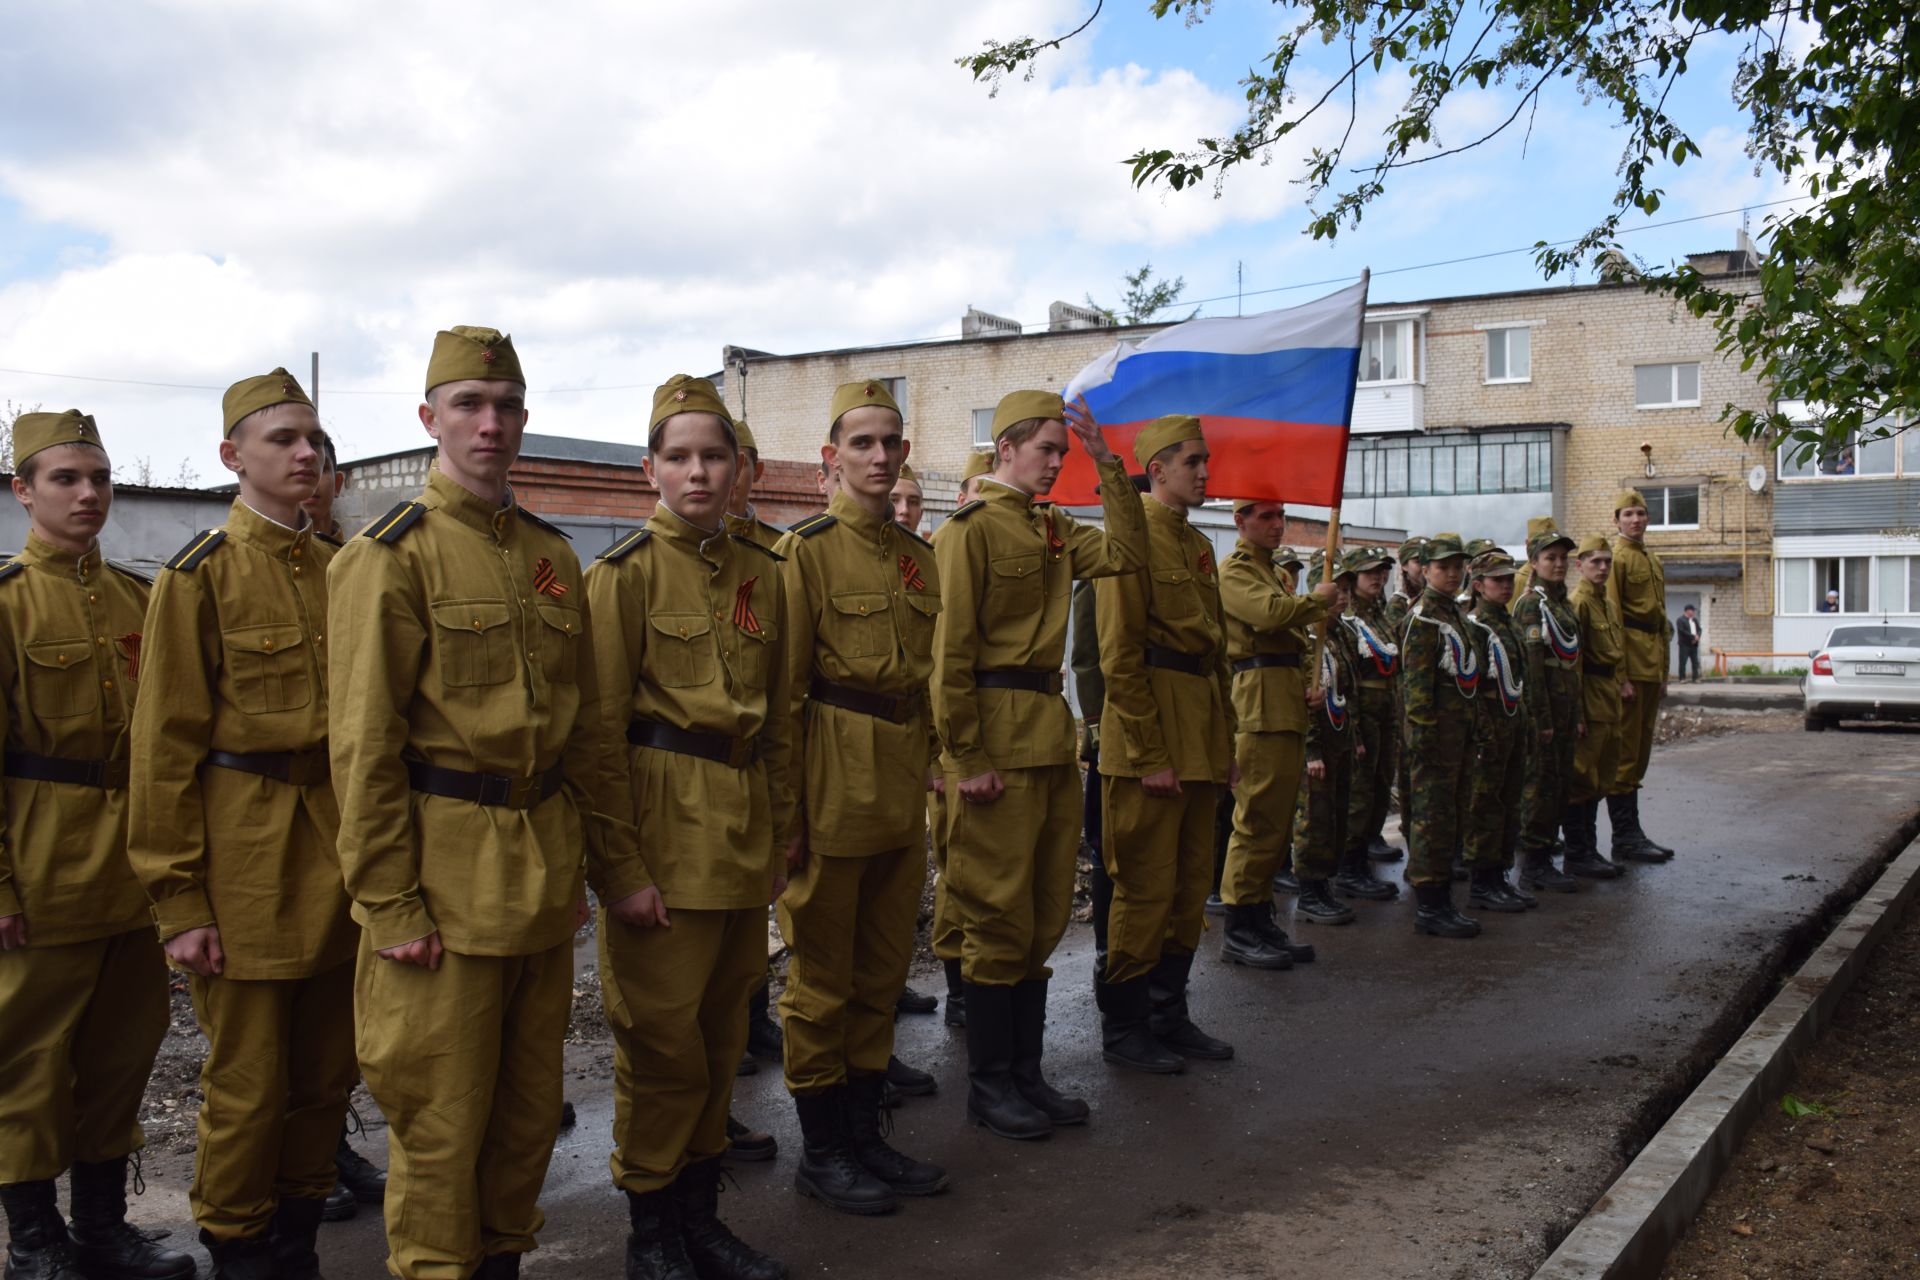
[1346,546,1393,573]
[222,367,315,439]
[1421,532,1467,563]
[1527,528,1576,559]
[1471,550,1520,579]
[1276,546,1306,569]
[1397,535,1428,562]
[732,419,759,454]
[425,325,523,394]
[989,390,1064,441]
[1575,533,1613,557]
[650,374,735,433]
[14,409,105,467]
[1463,537,1500,561]
[1132,414,1204,468]
[962,450,995,481]
[829,378,903,439]
[1613,487,1649,513]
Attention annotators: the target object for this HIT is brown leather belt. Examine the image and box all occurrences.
[1232,653,1301,674]
[1144,646,1209,677]
[973,669,1064,695]
[1357,677,1393,691]
[3,750,128,789]
[808,675,923,725]
[1583,659,1617,677]
[407,760,566,808]
[627,719,760,769]
[1622,616,1659,634]
[206,745,330,787]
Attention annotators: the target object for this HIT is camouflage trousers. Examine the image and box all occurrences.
[1518,670,1581,853]
[1464,712,1526,870]
[1406,705,1475,887]
[1345,684,1396,855]
[1292,745,1352,880]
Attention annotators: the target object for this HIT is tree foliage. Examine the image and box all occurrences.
[961,0,1917,455]
[1087,262,1200,325]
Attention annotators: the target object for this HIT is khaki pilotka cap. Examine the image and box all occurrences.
[989,390,1064,441]
[962,450,994,482]
[1421,532,1468,562]
[13,409,104,466]
[222,368,315,438]
[896,463,920,485]
[732,420,759,454]
[1132,414,1204,468]
[1613,487,1649,513]
[1575,533,1613,557]
[829,379,903,439]
[425,326,524,394]
[650,375,734,432]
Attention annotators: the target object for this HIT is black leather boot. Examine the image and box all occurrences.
[1507,869,1539,908]
[1295,879,1356,925]
[745,984,783,1060]
[1009,979,1088,1125]
[791,1089,894,1215]
[1520,847,1579,894]
[1468,867,1528,914]
[67,1158,195,1280]
[335,1125,385,1206]
[1096,974,1184,1075]
[1333,851,1400,901]
[1561,801,1624,878]
[1219,903,1292,969]
[673,1158,787,1280]
[201,1233,278,1280]
[1146,951,1233,1061]
[883,1055,936,1098]
[845,1074,948,1195]
[894,985,937,1015]
[963,983,1052,1139]
[3,1180,84,1280]
[320,1182,354,1224]
[1366,834,1404,862]
[1412,884,1478,939]
[724,1114,776,1163]
[1251,902,1315,962]
[623,1186,696,1280]
[266,1195,325,1280]
[1609,791,1674,862]
[1271,867,1302,895]
[473,1253,521,1279]
[941,959,965,1027]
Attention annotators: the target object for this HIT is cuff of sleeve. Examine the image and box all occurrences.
[150,889,215,941]
[363,900,437,953]
[0,883,21,919]
[948,748,993,779]
[593,853,656,904]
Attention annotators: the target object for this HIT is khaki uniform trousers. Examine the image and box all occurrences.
[1574,720,1624,805]
[1103,778,1219,984]
[0,928,167,1184]
[357,938,570,1279]
[1612,680,1662,793]
[1221,730,1303,905]
[927,789,964,963]
[777,847,924,1094]
[941,762,1081,987]
[601,908,762,1194]
[189,959,357,1241]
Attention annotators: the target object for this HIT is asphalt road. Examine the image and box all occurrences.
[115,726,1920,1278]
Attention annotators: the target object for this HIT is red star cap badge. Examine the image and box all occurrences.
[481,348,498,365]
[674,389,688,402]
[865,384,877,397]
[281,381,295,395]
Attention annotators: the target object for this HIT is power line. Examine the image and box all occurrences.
[0,194,1809,395]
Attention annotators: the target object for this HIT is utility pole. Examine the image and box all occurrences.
[310,351,320,411]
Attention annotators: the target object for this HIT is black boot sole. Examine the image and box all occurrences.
[1467,893,1529,914]
[1522,871,1580,893]
[1366,847,1405,863]
[965,1106,1053,1140]
[728,1140,778,1163]
[1566,864,1625,880]
[1413,917,1478,938]
[1296,910,1356,925]
[1100,1047,1185,1075]
[793,1172,898,1216]
[868,1169,950,1196]
[1220,943,1293,970]
[885,1077,938,1098]
[1616,847,1674,864]
[1334,879,1399,901]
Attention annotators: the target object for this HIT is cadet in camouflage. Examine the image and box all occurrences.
[1400,535,1482,939]
[1511,524,1583,894]
[1461,550,1537,916]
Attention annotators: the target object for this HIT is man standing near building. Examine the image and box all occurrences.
[933,390,1145,1134]
[0,411,194,1280]
[1565,536,1627,879]
[1217,500,1331,969]
[1606,490,1677,863]
[1512,526,1582,894]
[330,328,655,1280]
[1094,416,1237,1072]
[1676,604,1702,681]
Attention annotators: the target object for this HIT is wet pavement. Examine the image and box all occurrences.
[120,727,1920,1278]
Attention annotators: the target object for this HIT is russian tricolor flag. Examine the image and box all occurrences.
[1055,277,1369,507]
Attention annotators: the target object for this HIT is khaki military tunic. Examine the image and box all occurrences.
[1607,535,1669,792]
[1572,580,1626,803]
[1095,497,1233,983]
[0,535,167,1185]
[329,467,642,1276]
[726,507,785,554]
[1218,538,1324,905]
[775,493,939,1093]
[586,502,794,1194]
[931,460,1146,986]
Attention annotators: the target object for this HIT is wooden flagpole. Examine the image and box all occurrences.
[1308,268,1371,694]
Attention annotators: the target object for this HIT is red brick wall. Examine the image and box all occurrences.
[506,456,825,528]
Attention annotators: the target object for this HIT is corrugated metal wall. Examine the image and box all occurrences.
[1774,479,1920,534]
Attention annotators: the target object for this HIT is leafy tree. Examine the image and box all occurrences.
[962,0,1917,455]
[0,400,38,472]
[1087,262,1200,325]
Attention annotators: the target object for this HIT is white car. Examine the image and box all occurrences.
[1804,623,1920,730]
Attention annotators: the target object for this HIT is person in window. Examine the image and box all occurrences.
[1366,355,1382,382]
[1832,448,1855,476]
[1819,589,1840,613]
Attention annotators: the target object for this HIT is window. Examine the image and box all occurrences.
[1360,319,1417,383]
[1634,362,1701,409]
[881,377,906,410]
[1878,557,1907,614]
[1342,429,1552,499]
[1644,485,1700,530]
[1778,421,1916,479]
[1485,327,1531,383]
[970,408,995,448]
[1781,556,1879,614]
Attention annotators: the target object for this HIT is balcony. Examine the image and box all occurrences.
[1351,382,1425,435]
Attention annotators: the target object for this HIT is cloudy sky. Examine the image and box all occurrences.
[0,1,1796,480]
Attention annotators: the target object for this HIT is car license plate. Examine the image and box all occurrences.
[1855,662,1907,676]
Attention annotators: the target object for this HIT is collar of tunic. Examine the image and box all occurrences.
[18,529,102,582]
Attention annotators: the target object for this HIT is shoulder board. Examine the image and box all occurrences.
[1033,499,1055,508]
[0,561,20,584]
[165,529,226,572]
[107,560,153,586]
[515,507,571,539]
[1228,549,1251,562]
[948,500,986,521]
[897,523,933,550]
[314,531,344,548]
[597,528,652,562]
[362,502,426,545]
[790,513,838,539]
[731,534,786,562]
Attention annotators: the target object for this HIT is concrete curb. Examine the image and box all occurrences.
[1662,684,1802,711]
[1533,833,1920,1279]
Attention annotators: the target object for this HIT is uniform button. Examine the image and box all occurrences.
[679,627,690,638]
[473,619,483,630]
[316,634,324,643]
[263,639,275,652]
[103,680,113,690]
[96,637,106,647]
[522,598,530,605]
[564,623,573,634]
[292,566,302,576]
[859,605,868,614]
[291,547,302,559]
[57,654,69,665]
[528,651,536,660]
[714,611,723,621]
[88,594,97,603]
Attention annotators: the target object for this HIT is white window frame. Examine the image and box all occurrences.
[1358,315,1421,386]
[1775,415,1914,481]
[1644,483,1701,532]
[880,377,907,414]
[970,408,995,448]
[1634,362,1702,410]
[1479,323,1535,385]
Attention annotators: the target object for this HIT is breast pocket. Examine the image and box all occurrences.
[902,592,941,658]
[989,552,1044,614]
[222,623,312,714]
[1150,567,1200,619]
[649,612,716,688]
[24,639,98,719]
[430,600,517,688]
[829,592,893,660]
[536,603,580,685]
[729,626,778,690]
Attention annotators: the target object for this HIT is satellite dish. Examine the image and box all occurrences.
[1748,464,1769,493]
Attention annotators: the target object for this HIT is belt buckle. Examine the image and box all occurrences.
[478,774,513,807]
[510,774,547,807]
[83,759,108,788]
[728,738,755,769]
[1048,672,1063,695]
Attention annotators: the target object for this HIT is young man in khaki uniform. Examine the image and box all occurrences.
[330,329,653,1280]
[0,412,193,1280]
[1217,500,1330,969]
[1566,536,1627,879]
[129,371,357,1280]
[932,390,1145,1137]
[1094,416,1237,1073]
[585,376,790,1280]
[1606,490,1676,863]
[774,380,946,1217]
